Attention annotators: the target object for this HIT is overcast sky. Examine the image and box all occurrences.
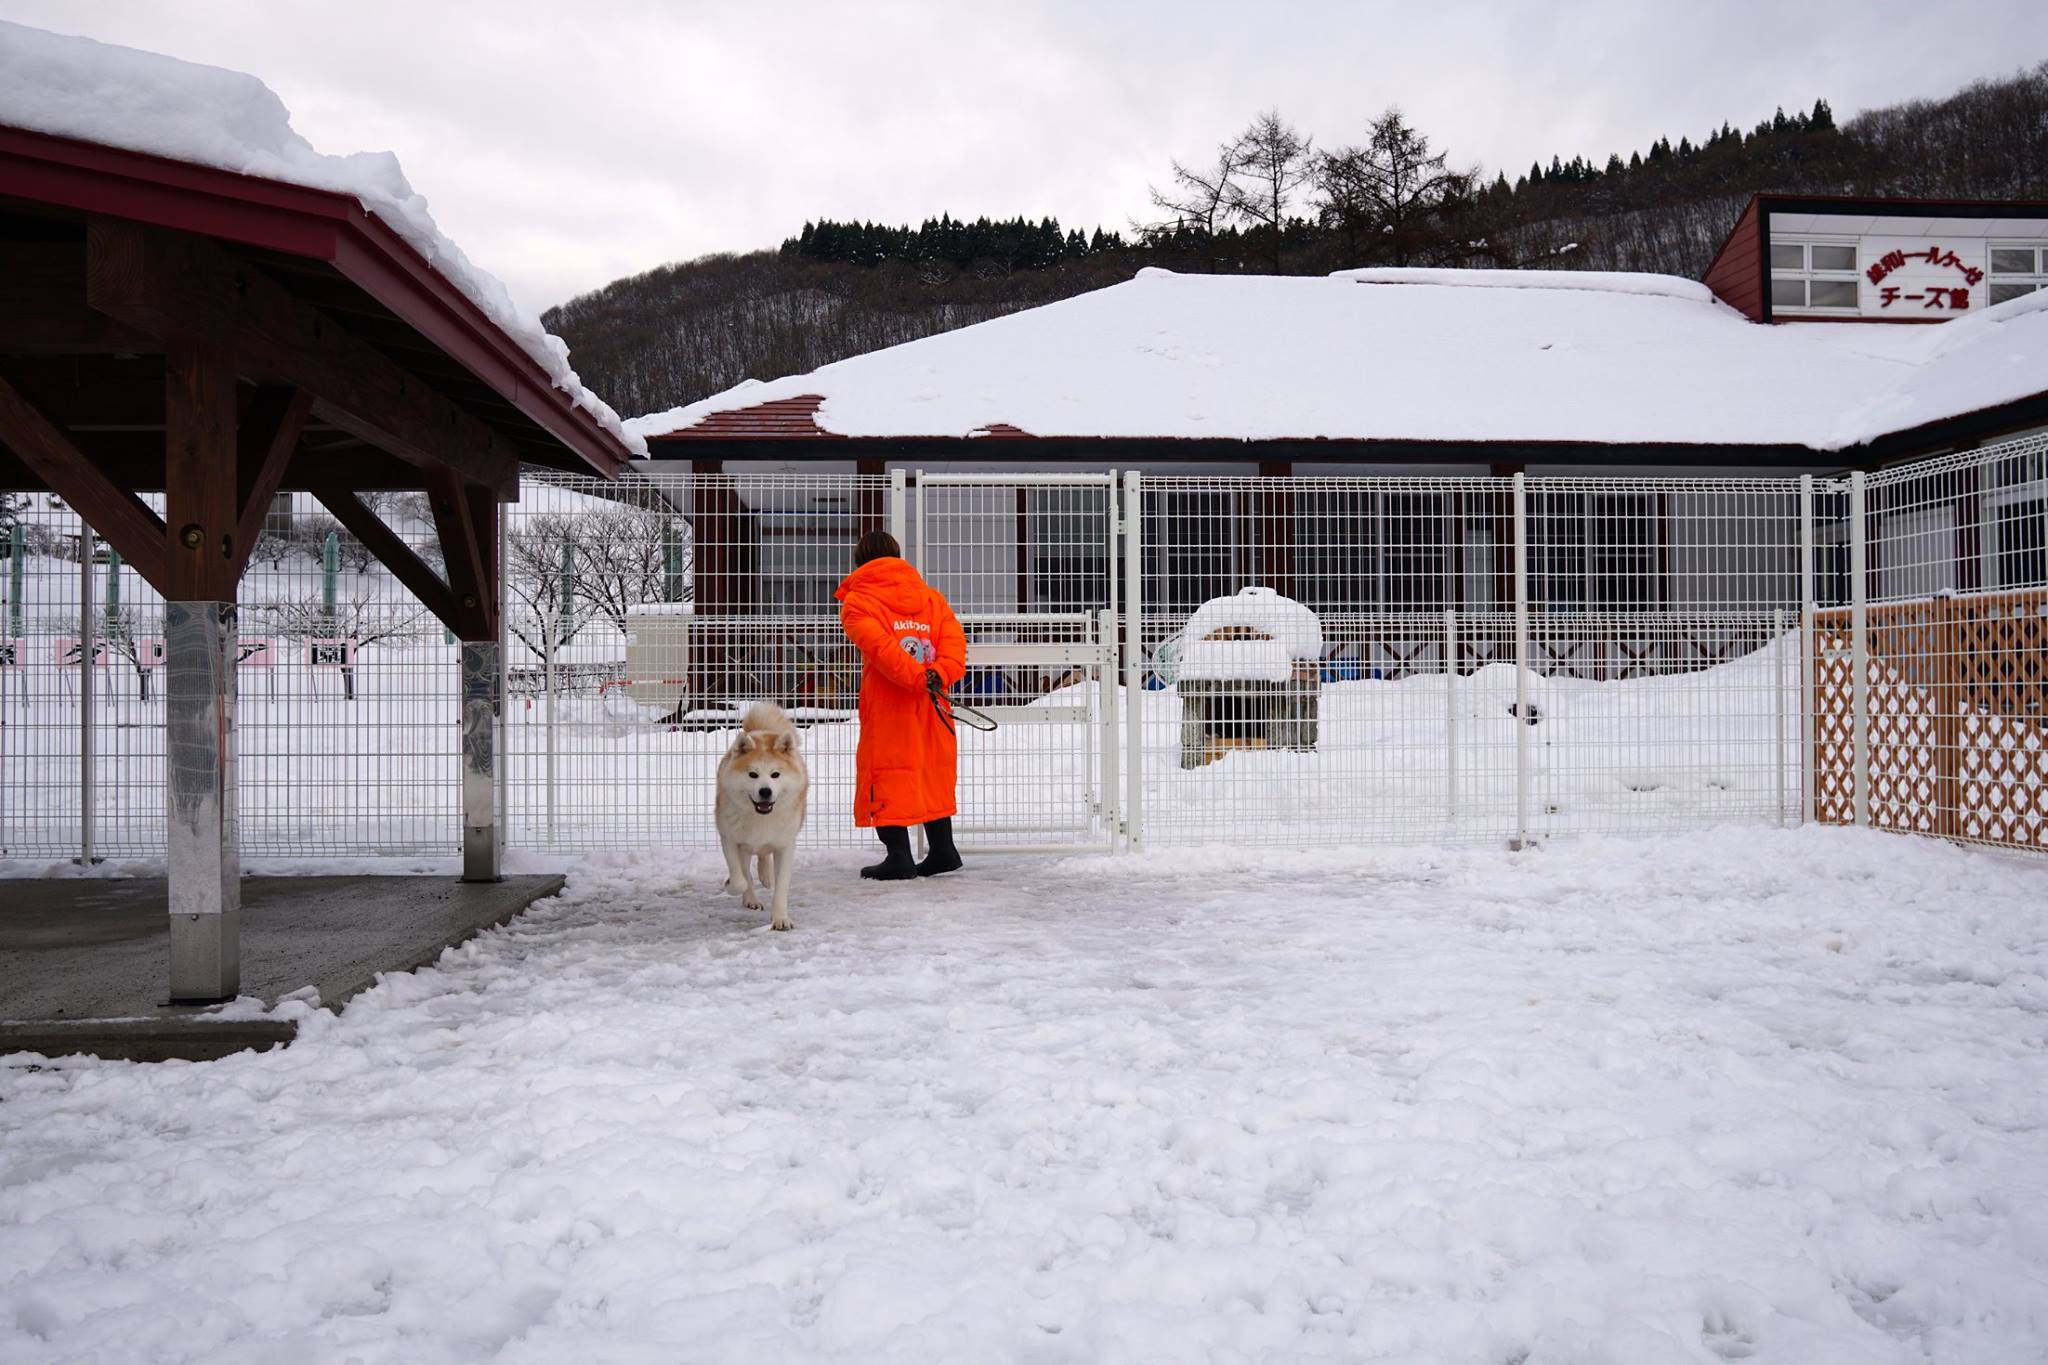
[2,0,2041,315]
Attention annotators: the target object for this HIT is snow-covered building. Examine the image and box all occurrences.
[629,194,2048,618]
[1704,192,2048,321]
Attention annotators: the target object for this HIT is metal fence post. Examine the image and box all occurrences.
[1512,473,1532,850]
[1798,474,1815,826]
[1444,606,1458,827]
[77,516,93,864]
[1123,470,1144,852]
[889,467,907,559]
[913,468,927,572]
[1849,470,1870,829]
[1773,607,1787,825]
[1098,605,1119,848]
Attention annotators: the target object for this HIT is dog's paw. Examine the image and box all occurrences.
[742,890,766,913]
[771,915,793,931]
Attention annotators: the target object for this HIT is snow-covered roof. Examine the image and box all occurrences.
[630,265,2048,453]
[1186,587,1323,657]
[0,20,644,458]
[1176,588,1324,683]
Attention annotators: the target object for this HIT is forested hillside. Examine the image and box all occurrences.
[545,63,2048,418]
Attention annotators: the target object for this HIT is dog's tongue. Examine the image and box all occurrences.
[753,799,775,813]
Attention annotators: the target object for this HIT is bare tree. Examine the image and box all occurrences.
[1317,108,1474,267]
[504,512,587,669]
[254,592,428,701]
[1227,110,1314,271]
[571,505,684,637]
[94,605,155,701]
[294,514,379,574]
[1148,144,1244,245]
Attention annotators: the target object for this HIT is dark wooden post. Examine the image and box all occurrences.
[1257,460,1295,598]
[162,346,243,1000]
[856,457,885,535]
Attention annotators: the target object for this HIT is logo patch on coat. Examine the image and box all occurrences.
[899,635,937,663]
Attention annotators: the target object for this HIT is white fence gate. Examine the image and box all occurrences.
[910,473,1120,853]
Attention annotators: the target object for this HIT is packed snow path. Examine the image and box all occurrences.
[4,830,2047,1364]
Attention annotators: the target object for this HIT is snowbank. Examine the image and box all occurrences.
[0,21,644,456]
[629,262,2048,453]
[3,829,2046,1361]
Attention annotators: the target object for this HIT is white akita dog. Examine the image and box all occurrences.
[714,702,808,930]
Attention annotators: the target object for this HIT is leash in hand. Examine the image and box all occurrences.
[927,669,999,734]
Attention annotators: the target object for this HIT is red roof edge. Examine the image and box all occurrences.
[0,124,632,479]
[645,400,1052,444]
[653,394,843,440]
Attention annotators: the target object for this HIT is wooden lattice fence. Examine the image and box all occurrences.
[1812,588,2048,849]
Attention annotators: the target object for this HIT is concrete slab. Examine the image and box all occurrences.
[0,874,564,1062]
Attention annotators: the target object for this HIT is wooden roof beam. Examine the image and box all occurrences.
[84,217,519,496]
[230,385,313,580]
[308,480,463,637]
[0,370,171,591]
[425,466,496,641]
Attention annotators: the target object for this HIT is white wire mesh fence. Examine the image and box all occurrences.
[1,495,459,860]
[3,434,2044,862]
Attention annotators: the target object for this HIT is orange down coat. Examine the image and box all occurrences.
[837,556,968,827]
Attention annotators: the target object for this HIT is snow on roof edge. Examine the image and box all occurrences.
[1333,266,1718,304]
[0,20,645,459]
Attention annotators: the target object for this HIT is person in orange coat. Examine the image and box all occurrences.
[836,531,968,879]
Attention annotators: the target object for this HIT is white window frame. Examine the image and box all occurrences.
[1289,490,1458,613]
[1770,237,1863,314]
[1980,448,2048,590]
[1987,241,2048,307]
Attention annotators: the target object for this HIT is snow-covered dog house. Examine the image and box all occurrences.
[1176,587,1323,769]
[623,603,693,709]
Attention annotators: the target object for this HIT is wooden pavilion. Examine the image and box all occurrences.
[0,124,635,1002]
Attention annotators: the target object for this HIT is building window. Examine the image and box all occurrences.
[1771,240,1861,311]
[1291,489,1454,612]
[1988,244,2048,305]
[1031,556,1108,612]
[1026,490,1110,612]
[1992,500,2045,590]
[1148,490,1237,613]
[1532,492,1661,610]
[1381,493,1448,610]
[1294,486,1378,611]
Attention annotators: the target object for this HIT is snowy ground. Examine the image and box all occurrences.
[5,829,2048,1364]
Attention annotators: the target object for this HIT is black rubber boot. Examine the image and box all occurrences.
[917,817,964,877]
[860,826,917,880]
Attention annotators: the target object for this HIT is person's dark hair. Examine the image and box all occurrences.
[853,530,901,567]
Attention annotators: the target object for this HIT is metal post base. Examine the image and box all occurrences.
[165,601,240,1003]
[170,907,241,1003]
[461,640,502,882]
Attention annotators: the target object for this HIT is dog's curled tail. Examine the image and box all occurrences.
[739,700,793,736]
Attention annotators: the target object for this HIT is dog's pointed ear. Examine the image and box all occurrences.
[771,730,798,755]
